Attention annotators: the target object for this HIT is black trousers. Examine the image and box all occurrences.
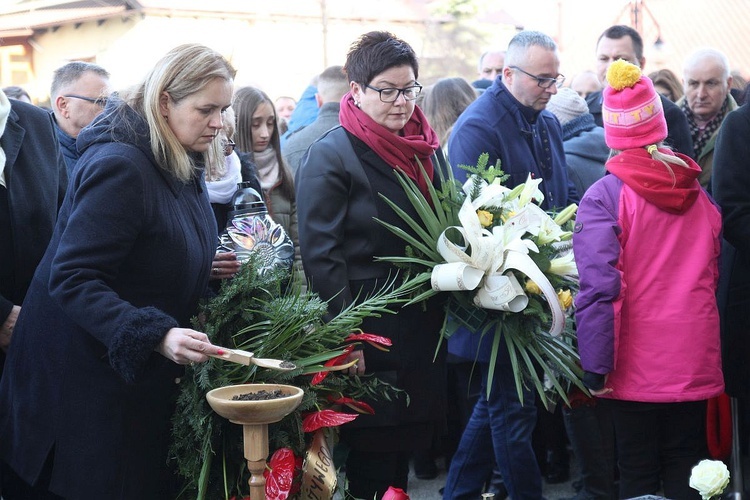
[600,399,707,500]
[563,401,617,499]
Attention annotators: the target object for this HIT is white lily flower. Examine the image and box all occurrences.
[518,174,545,207]
[548,251,578,279]
[536,214,566,245]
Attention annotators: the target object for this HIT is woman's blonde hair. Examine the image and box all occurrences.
[649,145,690,186]
[206,106,236,181]
[126,43,236,182]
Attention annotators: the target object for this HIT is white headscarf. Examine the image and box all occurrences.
[206,151,242,204]
[0,90,11,188]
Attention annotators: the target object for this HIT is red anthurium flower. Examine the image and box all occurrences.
[263,448,297,500]
[345,332,392,351]
[311,345,356,385]
[327,395,375,415]
[302,409,358,433]
[383,486,410,500]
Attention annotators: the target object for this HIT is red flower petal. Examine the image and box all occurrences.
[345,332,393,350]
[383,486,410,500]
[302,409,359,433]
[263,448,297,500]
[310,345,356,385]
[328,396,375,415]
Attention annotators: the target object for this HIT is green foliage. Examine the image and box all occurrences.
[171,254,411,500]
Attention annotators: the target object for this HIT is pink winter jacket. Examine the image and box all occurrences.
[573,148,724,403]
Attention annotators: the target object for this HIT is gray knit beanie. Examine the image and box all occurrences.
[546,87,589,126]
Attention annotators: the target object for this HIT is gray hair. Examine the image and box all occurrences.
[505,31,558,67]
[51,61,110,99]
[684,48,731,80]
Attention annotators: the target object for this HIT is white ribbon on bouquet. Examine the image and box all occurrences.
[430,184,565,336]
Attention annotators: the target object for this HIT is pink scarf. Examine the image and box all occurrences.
[339,91,439,197]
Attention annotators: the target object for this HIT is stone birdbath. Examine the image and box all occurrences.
[206,383,304,500]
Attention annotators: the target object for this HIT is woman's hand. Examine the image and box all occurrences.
[157,327,225,365]
[345,349,366,376]
[209,251,241,281]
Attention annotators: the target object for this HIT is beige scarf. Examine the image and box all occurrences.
[0,89,10,188]
[253,147,280,190]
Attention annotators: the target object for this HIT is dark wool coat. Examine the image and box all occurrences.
[447,78,578,211]
[0,98,216,499]
[296,126,446,450]
[713,103,750,398]
[0,100,67,328]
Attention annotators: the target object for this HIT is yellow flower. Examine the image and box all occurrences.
[525,280,542,295]
[500,210,516,223]
[477,210,493,228]
[557,289,573,310]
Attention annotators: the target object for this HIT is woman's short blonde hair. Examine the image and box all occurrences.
[127,43,236,182]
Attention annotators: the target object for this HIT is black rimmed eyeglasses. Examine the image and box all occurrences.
[509,66,565,89]
[364,83,423,103]
[222,140,236,157]
[64,94,108,108]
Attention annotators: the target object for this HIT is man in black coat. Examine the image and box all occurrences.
[586,25,694,158]
[713,103,750,399]
[0,92,67,370]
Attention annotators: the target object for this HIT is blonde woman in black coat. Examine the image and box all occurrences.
[0,44,232,499]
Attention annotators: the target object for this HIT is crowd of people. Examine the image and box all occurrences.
[0,21,747,500]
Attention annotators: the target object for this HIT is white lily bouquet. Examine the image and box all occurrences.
[690,459,730,500]
[377,154,585,406]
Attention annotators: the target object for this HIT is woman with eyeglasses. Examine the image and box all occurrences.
[296,30,447,499]
[0,44,232,499]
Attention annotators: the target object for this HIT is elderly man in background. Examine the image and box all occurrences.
[50,61,111,173]
[586,25,693,158]
[677,48,738,191]
[283,65,349,174]
[569,70,602,99]
[471,50,505,91]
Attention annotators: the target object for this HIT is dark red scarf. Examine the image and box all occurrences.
[339,91,439,197]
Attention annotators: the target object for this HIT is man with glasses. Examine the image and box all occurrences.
[50,61,111,173]
[586,25,693,158]
[444,30,577,500]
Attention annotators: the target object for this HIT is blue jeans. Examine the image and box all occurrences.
[443,349,541,499]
